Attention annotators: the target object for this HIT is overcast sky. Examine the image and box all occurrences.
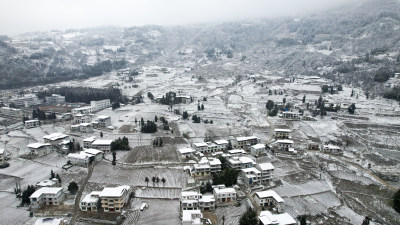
[1,0,366,36]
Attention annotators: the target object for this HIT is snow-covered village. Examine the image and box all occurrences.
[1,0,400,225]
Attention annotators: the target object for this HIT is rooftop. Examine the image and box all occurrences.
[236,136,259,142]
[28,142,51,149]
[257,163,275,171]
[92,140,113,145]
[251,143,266,149]
[179,148,195,154]
[83,136,96,142]
[259,211,296,225]
[99,185,130,198]
[214,140,228,145]
[81,191,102,203]
[30,187,63,198]
[276,139,294,144]
[256,190,284,202]
[274,129,291,133]
[43,133,69,141]
[213,187,236,194]
[84,148,103,155]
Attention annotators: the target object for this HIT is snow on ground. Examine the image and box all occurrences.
[136,199,180,225]
[274,180,331,197]
[135,186,181,199]
[0,193,30,225]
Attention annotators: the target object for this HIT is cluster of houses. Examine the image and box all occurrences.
[254,190,296,225]
[70,114,112,133]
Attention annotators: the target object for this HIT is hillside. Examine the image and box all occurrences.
[0,0,399,93]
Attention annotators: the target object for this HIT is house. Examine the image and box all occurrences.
[99,185,131,212]
[276,140,294,151]
[281,112,300,120]
[191,157,211,177]
[80,123,94,133]
[233,136,260,150]
[322,145,342,154]
[208,158,222,173]
[80,191,101,211]
[93,115,111,128]
[254,190,284,213]
[83,148,104,162]
[241,167,262,185]
[83,136,96,149]
[198,195,215,211]
[192,142,225,154]
[70,124,81,133]
[10,94,41,107]
[250,144,266,156]
[255,163,275,184]
[228,149,246,156]
[274,129,291,140]
[90,99,111,111]
[71,106,93,116]
[59,140,71,154]
[43,133,69,146]
[73,114,93,124]
[213,186,236,203]
[28,143,52,157]
[258,211,296,225]
[25,119,40,129]
[67,152,91,167]
[214,139,229,150]
[179,147,196,159]
[182,210,203,225]
[36,179,60,188]
[91,140,113,153]
[45,94,65,104]
[0,107,24,119]
[227,156,254,170]
[30,187,65,209]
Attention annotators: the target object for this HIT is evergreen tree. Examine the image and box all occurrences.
[50,170,55,179]
[227,140,233,150]
[68,182,78,194]
[145,177,149,186]
[100,131,103,138]
[201,104,204,110]
[152,176,156,186]
[112,151,116,166]
[56,174,61,183]
[239,208,258,225]
[182,111,189,120]
[161,177,166,186]
[154,115,158,122]
[135,118,137,124]
[302,95,306,103]
[348,103,356,114]
[393,189,400,213]
[266,100,274,111]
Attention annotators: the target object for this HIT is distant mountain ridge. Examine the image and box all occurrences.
[0,0,399,91]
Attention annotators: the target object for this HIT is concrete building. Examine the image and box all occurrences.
[91,140,113,153]
[83,136,96,149]
[0,107,24,119]
[93,115,111,128]
[45,94,65,104]
[10,94,41,107]
[179,147,196,159]
[274,129,291,140]
[276,140,294,151]
[227,156,254,170]
[322,145,342,154]
[28,143,52,157]
[99,185,131,212]
[80,191,101,212]
[90,99,111,111]
[233,136,260,150]
[255,163,275,184]
[43,133,69,146]
[30,187,65,209]
[67,152,91,167]
[25,119,40,129]
[191,157,221,176]
[254,190,284,213]
[258,211,296,225]
[213,186,236,202]
[250,143,266,156]
[281,112,300,120]
[198,195,215,211]
[182,210,203,225]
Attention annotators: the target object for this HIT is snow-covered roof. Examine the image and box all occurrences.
[323,145,341,150]
[242,167,261,174]
[28,143,51,149]
[228,149,246,154]
[99,185,130,198]
[236,136,258,142]
[80,122,91,126]
[193,142,208,148]
[43,133,68,141]
[209,158,221,166]
[259,211,296,225]
[182,191,201,197]
[59,140,71,145]
[274,129,291,133]
[0,149,4,154]
[37,179,56,187]
[214,187,236,195]
[25,119,39,123]
[214,140,228,145]
[276,139,294,144]
[251,143,266,149]
[81,191,101,203]
[67,153,90,160]
[257,163,275,171]
[92,140,113,145]
[199,195,215,203]
[179,148,195,154]
[30,187,63,198]
[84,148,103,155]
[256,190,284,202]
[34,218,65,225]
[97,115,110,120]
[239,156,254,164]
[83,136,96,142]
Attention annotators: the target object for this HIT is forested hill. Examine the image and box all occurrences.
[0,0,399,92]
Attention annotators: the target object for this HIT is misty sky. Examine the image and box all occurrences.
[1,0,365,36]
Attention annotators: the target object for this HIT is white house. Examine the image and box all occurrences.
[191,157,221,176]
[73,114,93,124]
[30,187,65,209]
[255,163,275,184]
[214,139,229,150]
[198,195,215,211]
[250,143,266,156]
[213,186,236,203]
[93,115,112,128]
[28,143,52,157]
[83,136,96,149]
[182,210,203,225]
[45,94,65,104]
[254,190,284,213]
[227,156,254,170]
[228,149,247,156]
[179,147,196,159]
[192,142,225,154]
[83,148,104,162]
[80,191,101,211]
[91,140,113,153]
[67,152,91,167]
[258,211,296,225]
[25,119,40,129]
[241,167,263,185]
[90,99,111,111]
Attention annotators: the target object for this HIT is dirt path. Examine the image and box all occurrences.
[70,163,94,225]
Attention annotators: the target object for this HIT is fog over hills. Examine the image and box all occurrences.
[0,0,399,95]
